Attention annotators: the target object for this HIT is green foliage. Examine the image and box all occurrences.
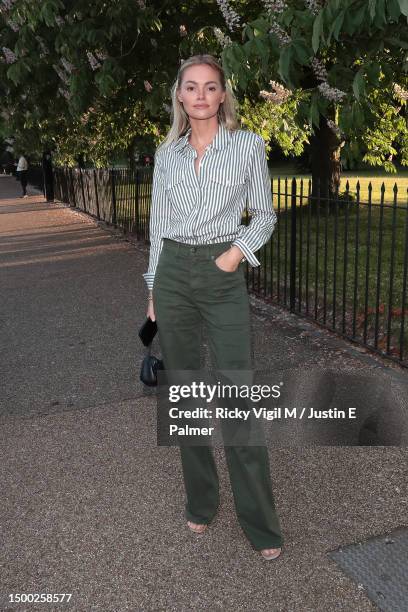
[0,0,182,158]
[0,0,407,173]
[218,0,408,171]
[238,95,310,158]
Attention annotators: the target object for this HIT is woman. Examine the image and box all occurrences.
[143,54,283,560]
[16,153,29,198]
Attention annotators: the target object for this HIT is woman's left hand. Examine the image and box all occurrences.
[214,246,244,272]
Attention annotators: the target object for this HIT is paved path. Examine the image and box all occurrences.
[1,174,407,611]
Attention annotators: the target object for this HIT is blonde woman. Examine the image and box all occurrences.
[143,54,283,560]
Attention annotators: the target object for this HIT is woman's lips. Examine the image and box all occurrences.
[194,105,209,108]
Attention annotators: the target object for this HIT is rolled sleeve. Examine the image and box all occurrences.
[142,149,171,291]
[232,135,277,267]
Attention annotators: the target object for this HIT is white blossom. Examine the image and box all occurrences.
[393,83,408,101]
[95,49,107,61]
[53,63,70,84]
[144,80,153,92]
[7,19,19,31]
[311,57,327,81]
[214,27,232,47]
[55,15,65,27]
[327,119,344,138]
[60,57,74,73]
[259,79,292,104]
[2,46,17,63]
[58,86,71,100]
[269,20,291,45]
[86,51,101,71]
[216,0,241,32]
[304,0,322,16]
[1,0,16,11]
[179,25,187,37]
[263,0,288,14]
[318,81,347,102]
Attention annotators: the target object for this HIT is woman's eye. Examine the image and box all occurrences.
[185,86,217,91]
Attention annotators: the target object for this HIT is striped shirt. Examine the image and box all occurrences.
[142,121,277,291]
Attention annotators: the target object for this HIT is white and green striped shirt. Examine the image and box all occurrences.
[142,122,277,291]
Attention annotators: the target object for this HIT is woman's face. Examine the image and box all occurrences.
[177,64,226,121]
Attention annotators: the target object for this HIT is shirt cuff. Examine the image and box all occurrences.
[142,272,154,291]
[231,238,261,267]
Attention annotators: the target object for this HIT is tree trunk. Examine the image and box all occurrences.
[309,112,342,210]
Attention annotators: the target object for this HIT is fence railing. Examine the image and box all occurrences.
[54,166,408,368]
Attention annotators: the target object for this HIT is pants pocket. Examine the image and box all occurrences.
[210,255,240,275]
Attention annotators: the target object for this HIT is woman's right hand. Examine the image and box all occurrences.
[147,296,156,322]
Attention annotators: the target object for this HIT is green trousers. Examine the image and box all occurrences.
[152,238,283,550]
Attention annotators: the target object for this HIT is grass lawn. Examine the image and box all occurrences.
[270,165,408,206]
[250,200,408,360]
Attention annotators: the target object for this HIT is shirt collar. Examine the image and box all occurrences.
[173,122,232,154]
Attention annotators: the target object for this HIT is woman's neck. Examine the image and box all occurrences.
[188,118,219,149]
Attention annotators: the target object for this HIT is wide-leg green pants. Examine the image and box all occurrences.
[152,238,283,550]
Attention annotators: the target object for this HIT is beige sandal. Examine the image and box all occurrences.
[260,547,282,560]
[187,521,208,534]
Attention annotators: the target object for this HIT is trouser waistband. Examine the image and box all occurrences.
[162,238,233,258]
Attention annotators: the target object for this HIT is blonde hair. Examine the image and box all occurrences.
[158,54,240,152]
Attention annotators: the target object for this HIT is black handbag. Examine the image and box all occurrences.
[140,343,165,387]
[138,317,164,386]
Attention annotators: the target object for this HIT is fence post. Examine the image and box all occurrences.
[42,150,54,202]
[135,168,140,238]
[110,167,117,227]
[93,169,100,220]
[69,167,76,207]
[79,167,87,212]
[290,177,297,311]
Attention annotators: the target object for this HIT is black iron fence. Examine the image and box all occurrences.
[54,166,408,368]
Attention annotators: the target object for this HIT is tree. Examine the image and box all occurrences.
[215,0,408,198]
[1,1,235,164]
[1,0,407,185]
[0,0,176,163]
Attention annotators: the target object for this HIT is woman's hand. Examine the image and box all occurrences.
[146,292,156,321]
[214,245,244,272]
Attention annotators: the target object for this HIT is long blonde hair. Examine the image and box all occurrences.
[158,54,240,152]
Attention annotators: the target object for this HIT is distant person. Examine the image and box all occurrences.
[16,153,29,198]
